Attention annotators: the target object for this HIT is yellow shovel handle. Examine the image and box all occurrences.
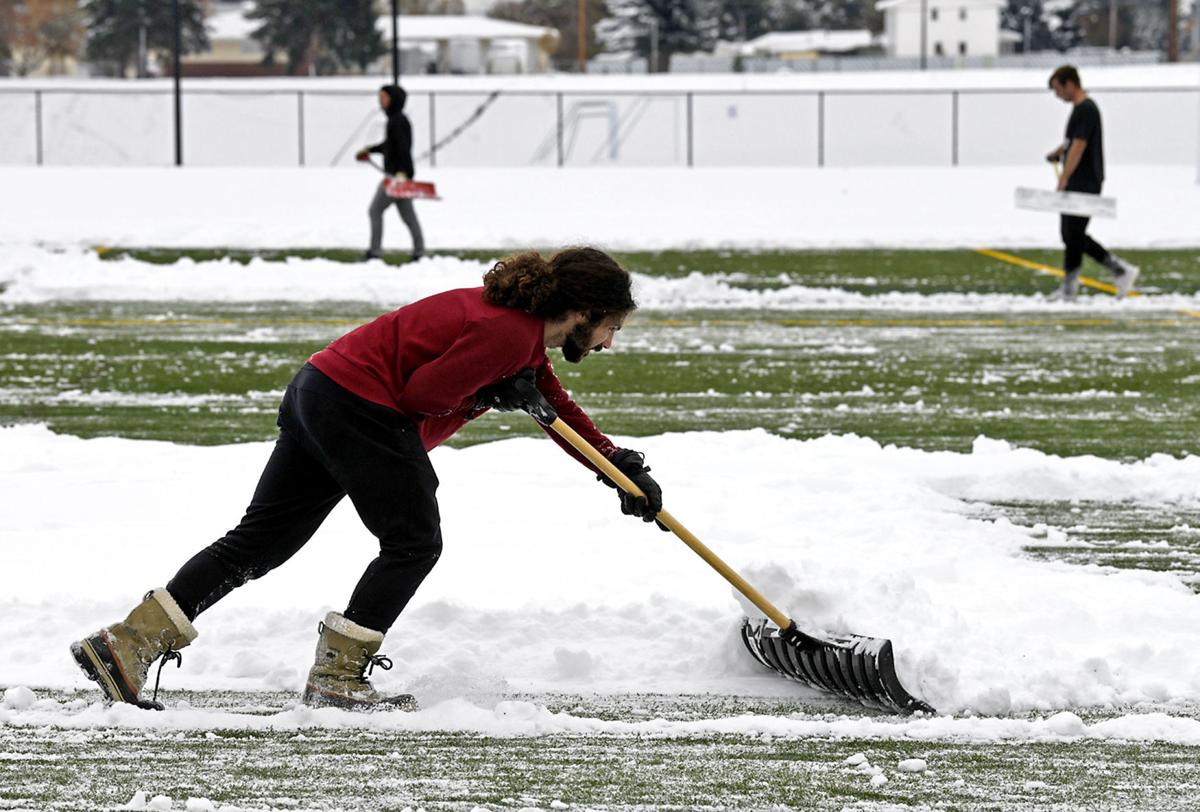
[544,417,793,631]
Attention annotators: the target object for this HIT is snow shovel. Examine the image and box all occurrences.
[1015,158,1115,219]
[518,397,935,715]
[1015,186,1116,218]
[365,156,441,200]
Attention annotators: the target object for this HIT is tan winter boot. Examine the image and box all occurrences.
[302,612,417,711]
[70,589,198,710]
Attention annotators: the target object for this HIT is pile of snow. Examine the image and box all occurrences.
[1,424,1199,725]
[2,245,1198,312]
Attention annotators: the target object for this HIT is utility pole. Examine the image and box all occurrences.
[577,0,586,72]
[647,16,658,73]
[392,0,400,83]
[920,0,928,69]
[1108,0,1117,49]
[172,0,182,166]
[1167,0,1179,62]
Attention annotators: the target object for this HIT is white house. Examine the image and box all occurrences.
[394,15,560,74]
[876,0,1005,59]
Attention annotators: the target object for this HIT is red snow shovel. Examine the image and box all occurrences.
[365,156,441,200]
[519,397,934,715]
[384,177,440,200]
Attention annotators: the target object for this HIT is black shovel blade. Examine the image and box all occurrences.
[740,618,935,715]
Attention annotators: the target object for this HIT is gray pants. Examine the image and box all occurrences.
[368,181,425,256]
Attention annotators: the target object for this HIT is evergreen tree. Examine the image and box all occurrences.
[249,0,384,76]
[1001,0,1062,51]
[803,0,869,29]
[714,0,775,41]
[1126,1,1169,51]
[596,0,721,70]
[82,0,207,76]
[712,1,873,45]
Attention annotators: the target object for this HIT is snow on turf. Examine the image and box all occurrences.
[1,423,1199,728]
[3,244,1200,742]
[3,245,1199,312]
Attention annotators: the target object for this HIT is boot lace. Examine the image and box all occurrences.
[151,649,183,704]
[363,653,393,678]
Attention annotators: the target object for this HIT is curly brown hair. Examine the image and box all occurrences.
[482,247,635,323]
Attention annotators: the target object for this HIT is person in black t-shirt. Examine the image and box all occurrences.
[1045,65,1139,300]
[356,84,425,263]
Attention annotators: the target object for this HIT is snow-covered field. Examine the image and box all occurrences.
[3,242,1200,311]
[1,163,1198,253]
[2,130,1200,807]
[3,247,1200,747]
[4,422,1200,732]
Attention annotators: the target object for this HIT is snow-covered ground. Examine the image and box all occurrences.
[3,418,1200,740]
[0,164,1198,252]
[3,249,1200,745]
[3,244,1200,311]
[2,126,1199,745]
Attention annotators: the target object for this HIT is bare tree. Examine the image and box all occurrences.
[490,0,609,69]
[0,0,82,75]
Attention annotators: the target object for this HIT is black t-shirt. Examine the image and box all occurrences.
[1064,97,1104,193]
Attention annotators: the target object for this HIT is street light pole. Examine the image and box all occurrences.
[577,0,586,72]
[920,0,928,70]
[392,0,400,83]
[648,16,658,73]
[1168,0,1179,62]
[172,0,182,166]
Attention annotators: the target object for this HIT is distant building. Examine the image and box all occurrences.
[876,0,1005,59]
[394,15,560,74]
[739,30,878,60]
[180,2,288,77]
[182,6,559,77]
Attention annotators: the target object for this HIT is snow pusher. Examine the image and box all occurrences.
[518,394,934,715]
[366,156,441,200]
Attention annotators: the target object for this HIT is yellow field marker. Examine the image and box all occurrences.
[975,248,1138,298]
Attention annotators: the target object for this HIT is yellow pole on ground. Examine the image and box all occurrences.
[975,247,1135,297]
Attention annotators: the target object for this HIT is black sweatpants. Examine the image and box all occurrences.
[166,363,442,634]
[1060,214,1111,275]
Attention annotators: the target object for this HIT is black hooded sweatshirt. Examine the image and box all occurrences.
[369,85,415,178]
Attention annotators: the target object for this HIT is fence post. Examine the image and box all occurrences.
[817,91,825,168]
[686,91,694,167]
[429,92,437,167]
[297,91,305,167]
[951,90,959,167]
[556,92,564,167]
[34,90,43,166]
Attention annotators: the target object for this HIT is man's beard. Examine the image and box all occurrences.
[562,321,603,363]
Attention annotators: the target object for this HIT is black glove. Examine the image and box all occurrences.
[600,448,668,530]
[473,369,556,426]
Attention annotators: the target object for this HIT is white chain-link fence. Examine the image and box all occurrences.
[0,83,1196,168]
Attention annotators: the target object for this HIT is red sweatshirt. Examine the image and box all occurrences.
[308,287,617,468]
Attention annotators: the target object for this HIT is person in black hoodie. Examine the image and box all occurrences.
[356,84,425,262]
